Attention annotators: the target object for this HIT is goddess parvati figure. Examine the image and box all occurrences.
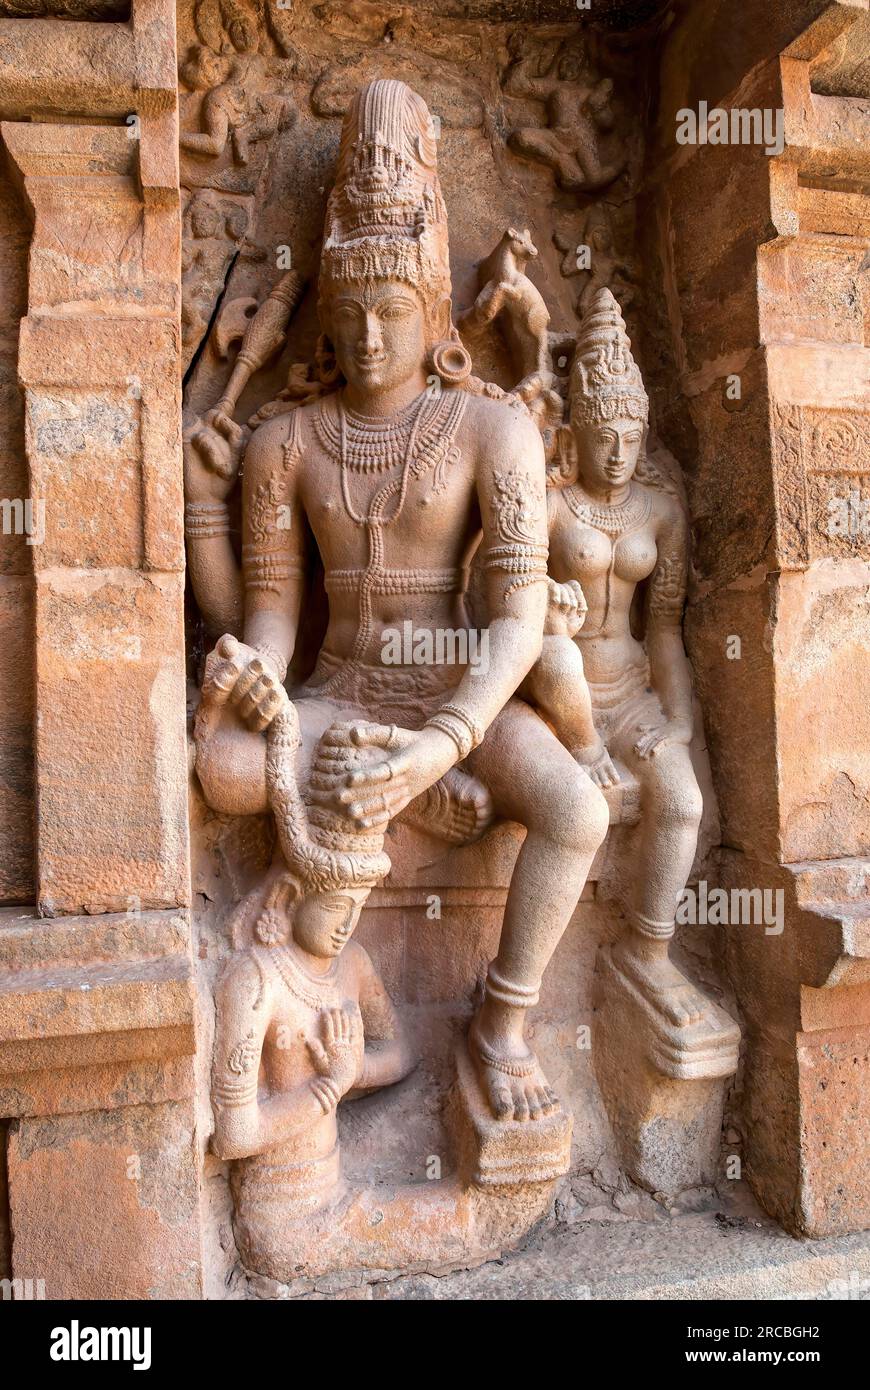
[525,287,710,1028]
[189,78,610,1123]
[209,677,414,1246]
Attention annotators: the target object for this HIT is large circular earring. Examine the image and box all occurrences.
[316,334,341,386]
[430,338,472,385]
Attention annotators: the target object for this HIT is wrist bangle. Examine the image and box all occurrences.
[185,500,230,540]
[424,703,483,762]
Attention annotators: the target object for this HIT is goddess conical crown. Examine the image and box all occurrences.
[569,288,649,427]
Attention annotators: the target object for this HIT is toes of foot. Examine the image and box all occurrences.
[494,1086,513,1120]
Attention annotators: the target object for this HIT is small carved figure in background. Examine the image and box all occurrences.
[554,204,636,318]
[181,190,250,364]
[180,48,292,165]
[458,227,562,427]
[504,36,627,194]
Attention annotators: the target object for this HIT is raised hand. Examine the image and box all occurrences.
[183,411,250,504]
[306,1005,364,1098]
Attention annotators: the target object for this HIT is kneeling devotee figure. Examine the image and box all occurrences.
[190,77,609,1123]
[210,684,415,1237]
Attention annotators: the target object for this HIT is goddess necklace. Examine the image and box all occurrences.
[562,480,653,637]
[265,942,341,1012]
[562,480,651,535]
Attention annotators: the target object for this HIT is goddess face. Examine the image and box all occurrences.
[326,279,428,396]
[573,414,645,493]
[294,885,371,959]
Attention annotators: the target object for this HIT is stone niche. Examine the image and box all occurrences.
[0,0,868,1301]
[180,0,740,1294]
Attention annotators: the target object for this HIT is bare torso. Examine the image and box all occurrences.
[255,387,533,674]
[547,480,667,686]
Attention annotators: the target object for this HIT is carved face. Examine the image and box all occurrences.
[190,198,222,240]
[574,415,645,492]
[294,886,371,958]
[558,53,585,82]
[326,280,428,396]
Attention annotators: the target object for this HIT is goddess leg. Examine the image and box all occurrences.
[608,736,708,1027]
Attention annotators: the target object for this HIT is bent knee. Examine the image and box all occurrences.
[535,767,609,853]
[645,766,703,831]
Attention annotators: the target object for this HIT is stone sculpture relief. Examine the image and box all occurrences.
[530,290,738,1062]
[179,48,292,170]
[181,191,251,367]
[457,226,562,429]
[208,680,416,1269]
[554,204,637,318]
[191,76,608,1127]
[183,63,738,1283]
[504,34,627,195]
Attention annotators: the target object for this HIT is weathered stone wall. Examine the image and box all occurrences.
[644,0,870,1236]
[0,0,204,1299]
[0,162,34,904]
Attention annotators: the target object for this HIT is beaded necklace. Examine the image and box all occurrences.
[561,481,653,637]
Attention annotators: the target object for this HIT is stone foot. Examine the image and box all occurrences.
[468,1018,559,1123]
[598,943,740,1081]
[611,933,711,1028]
[400,766,494,845]
[450,1040,572,1188]
[593,945,740,1195]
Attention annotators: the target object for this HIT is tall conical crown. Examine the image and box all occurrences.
[569,288,649,427]
[319,79,451,309]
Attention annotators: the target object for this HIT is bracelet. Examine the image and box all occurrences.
[185,500,230,540]
[424,703,483,762]
[242,548,305,593]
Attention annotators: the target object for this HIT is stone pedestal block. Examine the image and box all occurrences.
[449,1039,572,1188]
[594,946,739,1197]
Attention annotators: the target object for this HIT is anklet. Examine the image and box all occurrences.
[484,963,540,1010]
[631,910,675,942]
[473,1032,537,1078]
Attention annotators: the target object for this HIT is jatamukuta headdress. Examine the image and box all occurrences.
[569,287,649,427]
[255,697,391,945]
[319,78,451,309]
